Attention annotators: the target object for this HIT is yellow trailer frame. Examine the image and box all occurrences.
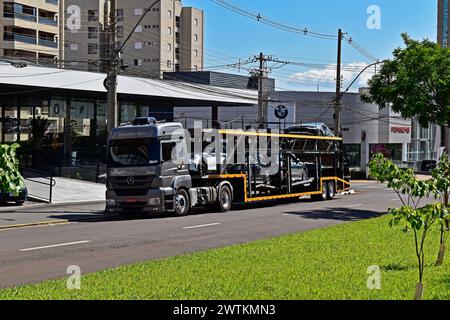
[204,129,350,203]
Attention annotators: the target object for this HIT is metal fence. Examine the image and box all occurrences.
[37,163,107,184]
[22,168,56,203]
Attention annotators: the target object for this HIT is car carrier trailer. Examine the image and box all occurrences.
[105,118,350,216]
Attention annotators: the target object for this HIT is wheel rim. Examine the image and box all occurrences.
[322,183,327,198]
[221,189,231,210]
[175,194,187,214]
[329,183,335,197]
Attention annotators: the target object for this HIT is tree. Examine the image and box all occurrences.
[369,153,449,300]
[0,144,26,196]
[362,33,450,150]
[430,154,450,266]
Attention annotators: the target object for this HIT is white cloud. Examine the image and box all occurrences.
[287,62,375,92]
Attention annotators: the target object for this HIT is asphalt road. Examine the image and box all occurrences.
[0,182,425,288]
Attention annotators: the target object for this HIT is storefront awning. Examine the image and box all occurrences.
[0,62,258,106]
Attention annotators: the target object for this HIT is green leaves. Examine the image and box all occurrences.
[362,34,450,128]
[389,203,449,233]
[0,144,25,195]
[369,153,433,201]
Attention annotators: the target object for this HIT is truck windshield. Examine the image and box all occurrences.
[108,138,159,167]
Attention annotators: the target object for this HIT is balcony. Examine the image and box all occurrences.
[3,12,37,23]
[3,32,37,45]
[45,0,59,5]
[38,38,58,48]
[39,16,58,27]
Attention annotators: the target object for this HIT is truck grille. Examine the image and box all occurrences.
[109,176,156,197]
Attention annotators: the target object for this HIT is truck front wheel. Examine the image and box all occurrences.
[174,189,190,216]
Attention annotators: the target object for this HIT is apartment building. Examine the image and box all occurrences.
[438,0,449,47]
[64,0,204,76]
[0,0,62,62]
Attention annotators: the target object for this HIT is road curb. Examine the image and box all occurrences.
[0,200,105,214]
[0,219,70,230]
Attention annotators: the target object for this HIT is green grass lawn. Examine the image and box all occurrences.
[1,214,449,300]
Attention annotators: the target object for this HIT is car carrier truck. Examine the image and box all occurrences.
[105,118,350,216]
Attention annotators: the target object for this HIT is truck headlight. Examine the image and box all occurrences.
[106,199,116,207]
[147,198,161,206]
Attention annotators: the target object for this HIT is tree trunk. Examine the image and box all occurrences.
[414,283,424,300]
[436,190,448,266]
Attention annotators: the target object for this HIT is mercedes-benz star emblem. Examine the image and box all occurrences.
[127,177,135,186]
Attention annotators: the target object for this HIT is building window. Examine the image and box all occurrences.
[88,43,98,54]
[135,25,143,33]
[134,59,142,66]
[167,60,172,68]
[194,18,198,26]
[168,43,172,51]
[117,25,124,38]
[168,27,172,35]
[194,34,198,42]
[88,27,98,39]
[134,8,143,16]
[70,43,78,51]
[134,42,143,49]
[343,144,361,168]
[168,10,172,18]
[88,10,98,22]
[194,65,198,71]
[116,9,124,21]
[194,49,198,57]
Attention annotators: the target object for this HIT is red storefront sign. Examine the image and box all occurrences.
[391,126,411,134]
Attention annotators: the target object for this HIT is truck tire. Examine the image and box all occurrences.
[174,189,190,216]
[327,181,336,200]
[312,182,328,201]
[216,185,232,212]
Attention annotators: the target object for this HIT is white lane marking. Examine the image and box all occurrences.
[183,223,221,230]
[383,188,392,191]
[20,240,92,252]
[345,204,363,208]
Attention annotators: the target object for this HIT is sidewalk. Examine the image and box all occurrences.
[0,202,108,230]
[0,177,107,229]
[26,176,106,205]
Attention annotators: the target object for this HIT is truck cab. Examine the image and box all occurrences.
[105,118,192,216]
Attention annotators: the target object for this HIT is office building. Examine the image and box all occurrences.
[438,0,449,47]
[0,0,63,62]
[64,0,204,75]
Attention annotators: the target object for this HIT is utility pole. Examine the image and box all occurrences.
[334,29,343,136]
[257,52,267,129]
[106,0,118,134]
[105,0,161,134]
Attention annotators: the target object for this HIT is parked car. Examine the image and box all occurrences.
[285,123,335,137]
[0,186,28,206]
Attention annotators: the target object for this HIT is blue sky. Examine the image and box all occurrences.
[182,0,438,91]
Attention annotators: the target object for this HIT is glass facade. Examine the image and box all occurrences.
[0,94,174,167]
[343,144,361,168]
[407,121,437,162]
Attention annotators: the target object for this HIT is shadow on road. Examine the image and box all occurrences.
[283,207,383,221]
